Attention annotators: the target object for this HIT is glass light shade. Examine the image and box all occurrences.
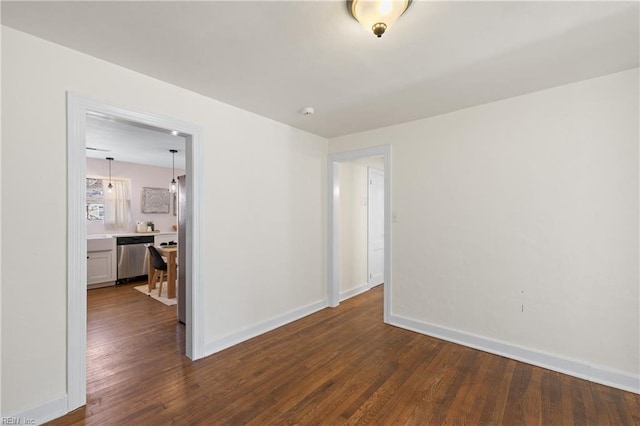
[351,0,410,37]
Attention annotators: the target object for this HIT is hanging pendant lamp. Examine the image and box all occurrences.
[170,149,178,193]
[106,157,114,192]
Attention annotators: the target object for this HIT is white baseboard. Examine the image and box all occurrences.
[5,394,68,425]
[204,299,329,357]
[339,283,370,301]
[389,314,640,395]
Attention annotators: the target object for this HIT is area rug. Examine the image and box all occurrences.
[134,284,177,306]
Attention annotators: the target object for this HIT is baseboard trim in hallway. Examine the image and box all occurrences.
[204,299,329,357]
[6,394,67,425]
[339,282,370,301]
[389,313,640,394]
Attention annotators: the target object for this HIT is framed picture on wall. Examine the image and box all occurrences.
[142,187,170,213]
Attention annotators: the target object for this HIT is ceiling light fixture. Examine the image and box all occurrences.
[106,157,114,192]
[347,0,411,38]
[169,149,178,193]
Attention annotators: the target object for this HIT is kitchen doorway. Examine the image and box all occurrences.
[66,93,204,411]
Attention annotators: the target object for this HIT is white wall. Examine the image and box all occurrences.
[1,27,327,416]
[338,157,385,297]
[330,69,639,386]
[86,158,185,234]
[338,162,367,294]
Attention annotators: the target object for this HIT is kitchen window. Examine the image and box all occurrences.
[86,177,132,229]
[86,178,105,221]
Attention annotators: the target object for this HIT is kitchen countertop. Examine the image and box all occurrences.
[87,231,177,239]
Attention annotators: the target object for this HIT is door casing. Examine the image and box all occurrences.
[328,145,392,322]
[368,166,385,287]
[66,93,205,412]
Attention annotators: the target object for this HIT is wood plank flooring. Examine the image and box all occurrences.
[48,283,640,425]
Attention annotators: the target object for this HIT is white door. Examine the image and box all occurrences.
[368,167,384,287]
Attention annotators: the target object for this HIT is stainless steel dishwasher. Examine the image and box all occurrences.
[116,235,154,283]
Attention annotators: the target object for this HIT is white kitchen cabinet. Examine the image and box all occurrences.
[87,251,114,284]
[87,237,116,288]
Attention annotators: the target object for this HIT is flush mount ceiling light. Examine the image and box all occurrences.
[348,0,412,38]
[169,149,178,193]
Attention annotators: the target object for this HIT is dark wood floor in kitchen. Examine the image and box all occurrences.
[48,283,639,425]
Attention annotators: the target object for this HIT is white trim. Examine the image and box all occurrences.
[340,283,370,301]
[67,95,87,411]
[327,160,340,307]
[6,395,68,425]
[86,175,131,183]
[66,93,205,413]
[186,120,205,360]
[204,299,329,356]
[328,146,392,322]
[367,166,385,287]
[389,314,640,395]
[590,365,640,394]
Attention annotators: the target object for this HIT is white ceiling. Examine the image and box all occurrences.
[86,115,186,169]
[2,1,638,139]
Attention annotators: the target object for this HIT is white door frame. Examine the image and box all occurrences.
[367,166,385,288]
[66,93,205,412]
[328,145,392,322]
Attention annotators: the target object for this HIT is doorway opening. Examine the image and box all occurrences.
[66,93,204,412]
[328,146,392,323]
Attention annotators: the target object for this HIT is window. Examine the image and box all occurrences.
[86,178,104,221]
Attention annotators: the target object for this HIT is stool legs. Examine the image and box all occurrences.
[148,267,167,297]
[157,270,165,297]
[149,269,157,292]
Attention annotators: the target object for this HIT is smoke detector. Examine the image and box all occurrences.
[301,106,315,116]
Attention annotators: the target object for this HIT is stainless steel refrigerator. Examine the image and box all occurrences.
[177,174,187,324]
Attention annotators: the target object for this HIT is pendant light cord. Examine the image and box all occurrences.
[106,157,114,190]
[170,149,178,191]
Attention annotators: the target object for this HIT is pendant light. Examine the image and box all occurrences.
[348,0,411,38]
[106,157,114,192]
[170,149,178,193]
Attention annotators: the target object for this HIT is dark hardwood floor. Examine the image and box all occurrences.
[48,283,640,425]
